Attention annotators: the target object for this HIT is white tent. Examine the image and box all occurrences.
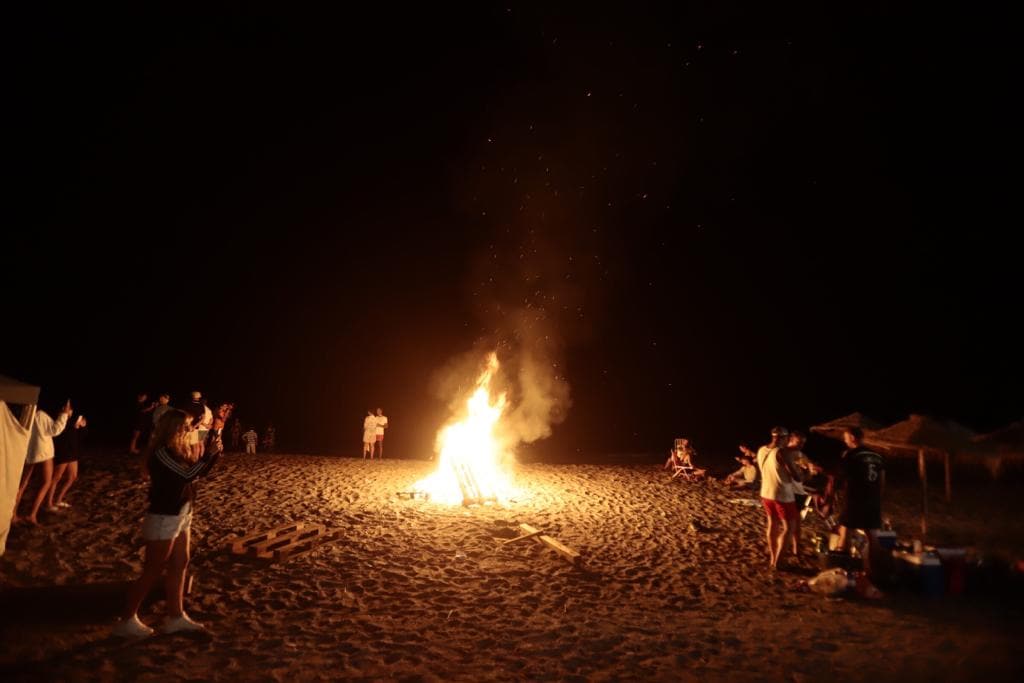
[1,374,40,555]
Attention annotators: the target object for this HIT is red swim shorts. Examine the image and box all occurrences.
[762,498,797,520]
[376,435,384,442]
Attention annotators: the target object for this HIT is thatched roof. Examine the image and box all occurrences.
[969,420,1024,463]
[862,414,977,457]
[810,412,883,440]
[973,420,1024,451]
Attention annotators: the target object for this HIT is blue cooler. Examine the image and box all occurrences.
[896,551,944,596]
[872,530,898,550]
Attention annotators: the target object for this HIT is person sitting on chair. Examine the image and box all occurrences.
[665,439,707,479]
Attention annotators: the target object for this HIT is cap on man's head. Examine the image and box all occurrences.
[191,391,202,400]
[770,426,789,437]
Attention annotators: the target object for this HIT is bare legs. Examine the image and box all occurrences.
[791,507,802,555]
[122,538,175,621]
[164,529,191,618]
[14,461,55,525]
[765,514,790,569]
[12,463,35,524]
[122,528,190,622]
[48,461,78,508]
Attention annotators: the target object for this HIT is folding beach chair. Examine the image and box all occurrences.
[797,480,836,529]
[669,438,699,481]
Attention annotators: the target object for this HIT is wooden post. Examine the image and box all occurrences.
[943,451,952,503]
[917,448,928,538]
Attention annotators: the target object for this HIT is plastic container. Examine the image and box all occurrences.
[871,530,898,551]
[896,551,945,596]
[935,547,968,596]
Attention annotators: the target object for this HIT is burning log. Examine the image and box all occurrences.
[455,462,498,506]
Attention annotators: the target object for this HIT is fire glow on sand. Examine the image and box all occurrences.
[414,353,520,506]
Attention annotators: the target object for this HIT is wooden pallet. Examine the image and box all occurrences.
[228,521,328,561]
[249,524,327,561]
[229,521,306,555]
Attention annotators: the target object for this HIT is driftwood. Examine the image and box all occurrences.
[501,529,544,546]
[517,523,580,565]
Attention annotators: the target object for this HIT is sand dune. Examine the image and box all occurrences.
[1,453,1022,681]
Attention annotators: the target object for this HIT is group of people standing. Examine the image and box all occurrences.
[229,420,273,454]
[131,391,275,456]
[756,425,884,570]
[362,408,388,459]
[11,400,88,526]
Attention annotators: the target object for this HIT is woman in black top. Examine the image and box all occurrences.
[47,414,87,510]
[113,405,229,638]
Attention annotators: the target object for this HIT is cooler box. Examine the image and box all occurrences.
[871,530,898,550]
[935,547,968,596]
[895,551,944,596]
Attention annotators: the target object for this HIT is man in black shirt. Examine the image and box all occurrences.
[129,392,155,454]
[836,426,885,553]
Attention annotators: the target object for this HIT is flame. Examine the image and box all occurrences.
[415,353,517,505]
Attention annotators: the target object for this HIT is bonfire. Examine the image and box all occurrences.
[415,353,518,505]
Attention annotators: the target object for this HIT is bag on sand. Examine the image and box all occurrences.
[808,568,850,595]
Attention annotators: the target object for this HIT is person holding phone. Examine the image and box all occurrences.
[113,402,232,637]
[13,399,72,526]
[47,413,88,510]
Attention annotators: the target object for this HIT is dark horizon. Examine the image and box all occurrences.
[5,4,1020,461]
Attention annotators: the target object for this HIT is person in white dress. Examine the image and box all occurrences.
[362,411,377,459]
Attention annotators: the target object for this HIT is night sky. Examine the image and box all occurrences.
[5,4,1020,462]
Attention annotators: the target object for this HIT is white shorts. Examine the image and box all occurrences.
[142,502,193,541]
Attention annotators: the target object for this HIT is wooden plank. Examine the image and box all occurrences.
[537,534,580,564]
[250,524,326,557]
[518,523,580,564]
[273,535,325,562]
[501,530,544,545]
[230,521,305,554]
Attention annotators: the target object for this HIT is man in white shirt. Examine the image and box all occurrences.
[756,426,798,569]
[372,407,388,459]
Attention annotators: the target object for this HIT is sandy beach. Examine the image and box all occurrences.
[2,452,1023,682]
